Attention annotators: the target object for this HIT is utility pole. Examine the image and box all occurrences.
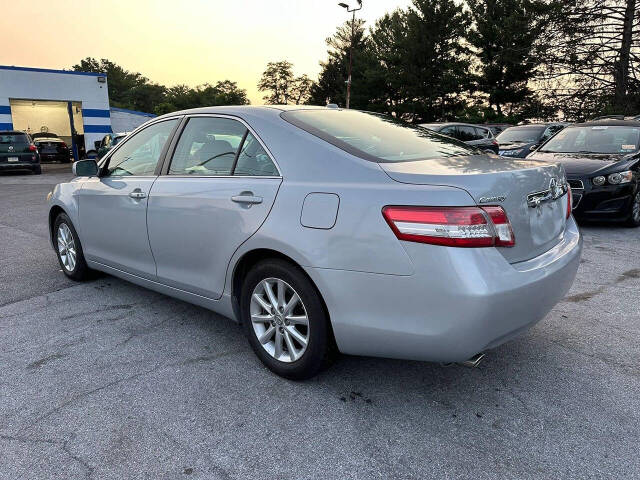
[338,1,362,109]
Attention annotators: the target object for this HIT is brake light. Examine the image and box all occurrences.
[61,142,67,148]
[29,144,37,151]
[382,206,515,248]
[566,185,572,219]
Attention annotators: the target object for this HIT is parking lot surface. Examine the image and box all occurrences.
[1,164,639,479]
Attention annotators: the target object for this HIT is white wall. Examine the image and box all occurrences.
[110,109,155,133]
[0,66,110,152]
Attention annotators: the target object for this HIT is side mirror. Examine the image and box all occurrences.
[94,140,101,150]
[72,159,99,177]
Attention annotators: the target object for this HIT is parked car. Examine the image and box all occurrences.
[484,123,512,136]
[95,132,129,159]
[527,119,640,227]
[31,132,71,163]
[419,122,499,153]
[48,106,581,379]
[497,123,567,158]
[0,130,41,174]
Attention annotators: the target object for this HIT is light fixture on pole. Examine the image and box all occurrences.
[338,0,362,109]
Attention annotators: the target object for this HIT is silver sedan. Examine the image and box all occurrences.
[47,106,582,379]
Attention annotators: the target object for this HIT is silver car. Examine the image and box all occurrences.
[47,106,582,379]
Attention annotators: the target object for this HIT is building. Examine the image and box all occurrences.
[0,65,154,160]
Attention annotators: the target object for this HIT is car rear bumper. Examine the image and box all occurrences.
[306,217,582,362]
[0,162,40,171]
[39,153,69,163]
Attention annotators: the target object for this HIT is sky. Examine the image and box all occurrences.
[2,0,412,105]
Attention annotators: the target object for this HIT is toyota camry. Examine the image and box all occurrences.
[47,106,582,379]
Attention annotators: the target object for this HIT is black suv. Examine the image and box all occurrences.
[0,131,41,174]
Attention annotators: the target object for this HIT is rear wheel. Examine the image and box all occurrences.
[32,166,42,175]
[240,259,333,380]
[626,190,640,227]
[53,213,91,280]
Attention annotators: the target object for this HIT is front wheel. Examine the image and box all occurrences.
[53,213,91,280]
[626,190,640,227]
[240,259,334,380]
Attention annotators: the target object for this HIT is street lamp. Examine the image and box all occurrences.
[338,0,362,109]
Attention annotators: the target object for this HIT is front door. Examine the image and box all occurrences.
[147,116,281,299]
[79,118,180,278]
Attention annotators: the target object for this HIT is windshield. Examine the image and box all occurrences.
[539,126,640,154]
[281,110,474,163]
[496,127,545,143]
[0,133,28,144]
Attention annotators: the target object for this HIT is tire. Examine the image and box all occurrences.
[625,190,640,228]
[32,166,42,175]
[240,259,334,380]
[53,213,91,280]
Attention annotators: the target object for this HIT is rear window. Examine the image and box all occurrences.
[281,109,473,163]
[0,133,29,144]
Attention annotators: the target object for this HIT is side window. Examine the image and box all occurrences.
[440,126,457,137]
[106,119,178,176]
[475,127,490,139]
[457,126,480,141]
[234,133,278,176]
[169,117,246,175]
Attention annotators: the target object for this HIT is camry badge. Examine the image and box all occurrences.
[527,177,567,208]
[479,195,506,203]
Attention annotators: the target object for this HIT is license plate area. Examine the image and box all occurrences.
[529,199,565,245]
[8,157,18,162]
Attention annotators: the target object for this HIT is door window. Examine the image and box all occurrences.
[105,119,178,176]
[440,126,457,137]
[457,126,482,141]
[234,133,278,176]
[169,117,246,176]
[474,127,491,139]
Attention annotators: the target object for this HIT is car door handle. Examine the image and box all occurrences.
[129,190,147,199]
[231,194,263,205]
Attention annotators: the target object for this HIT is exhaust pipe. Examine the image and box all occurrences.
[458,352,486,368]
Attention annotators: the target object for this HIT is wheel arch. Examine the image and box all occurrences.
[48,205,67,246]
[230,248,336,345]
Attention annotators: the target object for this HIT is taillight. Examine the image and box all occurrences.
[566,185,572,219]
[29,144,37,151]
[382,206,515,248]
[61,142,67,148]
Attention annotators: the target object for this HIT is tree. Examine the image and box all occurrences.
[291,74,314,105]
[258,61,295,104]
[539,0,640,119]
[71,57,249,114]
[466,0,553,118]
[308,18,382,109]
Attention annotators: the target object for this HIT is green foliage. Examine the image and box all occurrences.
[72,57,249,115]
[258,61,313,105]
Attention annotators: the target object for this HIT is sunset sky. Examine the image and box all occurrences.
[3,0,412,105]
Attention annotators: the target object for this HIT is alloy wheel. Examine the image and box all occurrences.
[57,223,77,272]
[250,277,310,363]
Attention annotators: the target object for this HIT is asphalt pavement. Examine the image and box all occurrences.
[1,163,639,479]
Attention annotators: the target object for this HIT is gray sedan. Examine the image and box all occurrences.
[47,106,582,379]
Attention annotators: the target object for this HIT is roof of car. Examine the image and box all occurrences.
[573,119,640,127]
[158,105,328,121]
[419,122,489,129]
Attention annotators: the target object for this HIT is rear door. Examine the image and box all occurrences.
[79,119,180,278]
[147,115,281,299]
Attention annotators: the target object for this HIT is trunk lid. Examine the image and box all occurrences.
[379,154,568,263]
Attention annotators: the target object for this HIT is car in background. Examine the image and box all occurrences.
[0,131,41,174]
[48,106,581,379]
[496,123,567,158]
[484,123,512,136]
[419,122,499,153]
[31,132,71,163]
[95,132,129,159]
[528,119,639,227]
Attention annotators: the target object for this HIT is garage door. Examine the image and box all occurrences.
[9,99,84,145]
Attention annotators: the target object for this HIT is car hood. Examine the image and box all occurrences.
[526,151,632,175]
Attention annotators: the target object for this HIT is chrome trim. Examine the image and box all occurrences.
[527,178,568,208]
